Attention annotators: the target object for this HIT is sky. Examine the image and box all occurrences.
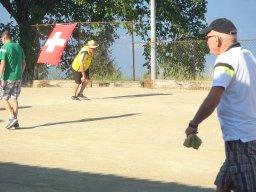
[2,0,255,38]
[1,0,256,79]
[206,0,256,39]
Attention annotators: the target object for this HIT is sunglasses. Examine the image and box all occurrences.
[205,35,215,41]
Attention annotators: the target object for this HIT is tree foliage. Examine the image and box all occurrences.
[0,0,208,81]
[140,0,208,79]
[65,0,209,80]
[0,0,125,81]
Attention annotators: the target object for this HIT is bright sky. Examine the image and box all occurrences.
[1,0,256,39]
[1,1,256,79]
[206,0,256,39]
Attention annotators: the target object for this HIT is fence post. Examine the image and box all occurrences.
[150,0,157,80]
[131,21,135,81]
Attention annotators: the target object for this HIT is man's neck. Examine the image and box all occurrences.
[3,39,11,45]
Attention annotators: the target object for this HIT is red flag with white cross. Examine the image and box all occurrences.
[37,23,77,65]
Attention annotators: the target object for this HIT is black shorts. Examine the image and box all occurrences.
[72,68,90,84]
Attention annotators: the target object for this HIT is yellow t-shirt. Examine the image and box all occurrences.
[72,46,92,72]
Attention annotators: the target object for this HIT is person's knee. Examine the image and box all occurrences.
[2,97,9,103]
[82,81,89,86]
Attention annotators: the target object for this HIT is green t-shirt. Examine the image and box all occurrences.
[0,40,25,80]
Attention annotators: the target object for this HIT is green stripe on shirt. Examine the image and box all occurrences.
[214,63,235,77]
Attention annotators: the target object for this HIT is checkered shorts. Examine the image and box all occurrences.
[0,80,22,100]
[214,140,256,192]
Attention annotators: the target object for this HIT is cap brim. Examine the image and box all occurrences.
[88,45,99,48]
[199,27,212,34]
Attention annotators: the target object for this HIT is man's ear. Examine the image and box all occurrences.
[216,36,222,47]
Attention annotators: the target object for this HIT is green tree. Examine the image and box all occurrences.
[69,0,209,80]
[0,0,59,82]
[0,0,208,81]
[140,0,208,80]
[0,0,125,81]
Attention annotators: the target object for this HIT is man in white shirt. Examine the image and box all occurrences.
[185,18,256,192]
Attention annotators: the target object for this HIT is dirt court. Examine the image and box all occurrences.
[0,86,224,192]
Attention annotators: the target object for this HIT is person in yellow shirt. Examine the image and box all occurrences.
[71,40,99,100]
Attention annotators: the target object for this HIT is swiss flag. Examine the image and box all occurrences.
[37,23,77,65]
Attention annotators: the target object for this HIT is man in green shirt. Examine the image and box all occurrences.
[0,31,26,129]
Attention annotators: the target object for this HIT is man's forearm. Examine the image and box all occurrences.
[0,60,5,78]
[22,60,26,72]
[80,63,85,77]
[191,98,217,126]
[190,86,224,126]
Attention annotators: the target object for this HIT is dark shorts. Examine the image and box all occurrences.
[214,140,256,192]
[72,68,90,84]
[0,80,21,100]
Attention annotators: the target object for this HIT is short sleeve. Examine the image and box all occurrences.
[212,63,235,89]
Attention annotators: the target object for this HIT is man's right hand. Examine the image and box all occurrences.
[81,77,85,82]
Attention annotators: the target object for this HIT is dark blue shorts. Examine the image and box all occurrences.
[215,140,256,192]
[72,68,90,84]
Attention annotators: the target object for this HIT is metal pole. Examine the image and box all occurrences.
[151,0,156,80]
[131,21,136,81]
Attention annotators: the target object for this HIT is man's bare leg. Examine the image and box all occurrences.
[78,80,89,96]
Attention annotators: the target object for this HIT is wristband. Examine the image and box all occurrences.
[189,121,198,128]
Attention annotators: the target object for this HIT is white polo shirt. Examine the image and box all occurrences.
[212,43,256,142]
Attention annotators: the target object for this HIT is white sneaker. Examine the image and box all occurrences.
[6,118,18,129]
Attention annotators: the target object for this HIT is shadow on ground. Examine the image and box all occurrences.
[16,113,139,130]
[0,162,214,192]
[95,93,172,100]
[0,106,32,111]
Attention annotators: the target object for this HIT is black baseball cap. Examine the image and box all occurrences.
[200,18,237,35]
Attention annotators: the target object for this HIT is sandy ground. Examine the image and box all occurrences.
[0,86,224,192]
